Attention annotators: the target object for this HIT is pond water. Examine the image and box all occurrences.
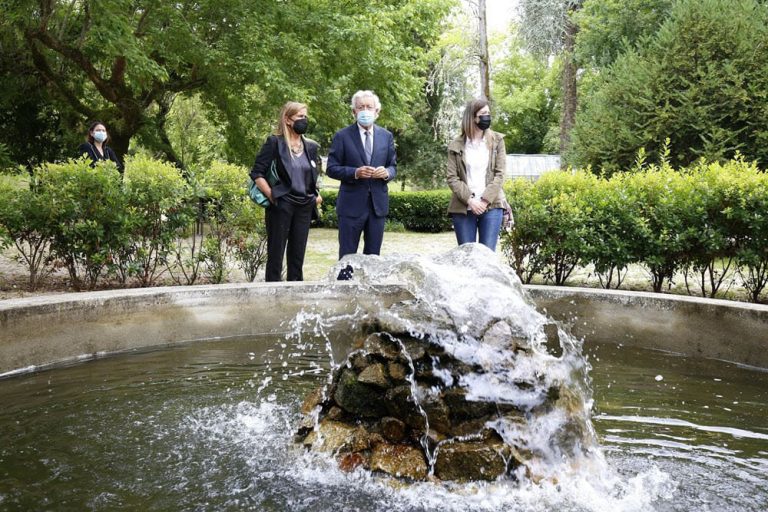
[1,335,766,512]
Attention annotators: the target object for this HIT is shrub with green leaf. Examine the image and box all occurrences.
[37,158,126,290]
[501,158,768,302]
[502,178,548,283]
[196,162,265,283]
[122,155,193,287]
[318,189,452,233]
[0,173,56,290]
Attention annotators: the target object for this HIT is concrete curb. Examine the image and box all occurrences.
[1,283,767,376]
[527,286,768,369]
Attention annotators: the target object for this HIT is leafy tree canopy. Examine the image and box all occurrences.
[2,0,453,167]
[574,0,672,68]
[492,28,561,154]
[570,0,768,173]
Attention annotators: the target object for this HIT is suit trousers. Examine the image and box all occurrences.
[338,195,386,259]
[265,198,314,281]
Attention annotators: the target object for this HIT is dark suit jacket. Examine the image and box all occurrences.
[250,135,321,202]
[78,142,124,173]
[326,123,397,217]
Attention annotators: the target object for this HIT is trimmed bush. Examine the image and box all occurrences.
[318,188,452,233]
[122,155,193,286]
[501,159,768,302]
[389,190,453,232]
[38,158,126,290]
[0,173,56,290]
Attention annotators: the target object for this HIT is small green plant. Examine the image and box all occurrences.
[122,155,193,286]
[0,173,56,290]
[37,158,125,290]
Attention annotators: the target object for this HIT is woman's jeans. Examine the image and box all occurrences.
[451,207,503,251]
[265,198,314,281]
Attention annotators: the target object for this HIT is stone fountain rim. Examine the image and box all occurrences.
[1,282,767,377]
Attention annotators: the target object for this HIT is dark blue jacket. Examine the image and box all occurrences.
[326,123,397,217]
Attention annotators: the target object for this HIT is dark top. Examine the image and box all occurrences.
[78,142,124,173]
[250,135,321,205]
[326,123,397,217]
[284,151,316,206]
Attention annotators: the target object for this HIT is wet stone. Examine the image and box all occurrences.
[449,418,494,438]
[370,443,428,480]
[303,420,357,453]
[482,320,514,349]
[333,368,388,418]
[401,338,427,360]
[357,363,390,388]
[325,406,345,421]
[300,386,325,415]
[442,387,497,421]
[385,385,426,429]
[387,361,408,382]
[350,351,369,370]
[543,323,563,358]
[363,333,401,359]
[338,452,369,472]
[421,394,451,434]
[434,440,508,482]
[381,417,407,443]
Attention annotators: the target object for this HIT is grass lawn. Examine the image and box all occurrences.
[302,228,459,281]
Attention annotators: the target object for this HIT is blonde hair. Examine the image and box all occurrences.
[275,101,308,136]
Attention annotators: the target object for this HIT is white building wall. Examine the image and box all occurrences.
[506,154,561,181]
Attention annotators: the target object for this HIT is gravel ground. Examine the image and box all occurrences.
[0,228,754,302]
[0,229,461,299]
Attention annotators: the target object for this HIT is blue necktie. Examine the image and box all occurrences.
[364,130,372,165]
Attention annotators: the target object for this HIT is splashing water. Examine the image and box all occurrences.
[292,245,611,484]
[10,245,768,509]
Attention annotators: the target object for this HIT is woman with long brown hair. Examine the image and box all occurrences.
[445,99,507,251]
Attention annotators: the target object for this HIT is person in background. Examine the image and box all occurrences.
[326,90,397,261]
[250,101,322,282]
[445,98,507,251]
[78,121,124,173]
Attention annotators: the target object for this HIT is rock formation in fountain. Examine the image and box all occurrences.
[295,244,599,482]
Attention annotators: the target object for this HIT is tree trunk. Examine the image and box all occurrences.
[478,0,491,101]
[559,17,578,163]
[109,129,131,159]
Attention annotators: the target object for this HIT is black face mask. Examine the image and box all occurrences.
[476,114,491,131]
[292,118,309,134]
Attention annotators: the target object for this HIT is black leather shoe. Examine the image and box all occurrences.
[336,264,354,281]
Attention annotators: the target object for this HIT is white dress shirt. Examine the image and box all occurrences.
[358,124,374,153]
[465,137,489,205]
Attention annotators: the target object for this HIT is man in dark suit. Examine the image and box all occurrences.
[327,90,397,260]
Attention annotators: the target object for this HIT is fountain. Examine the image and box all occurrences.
[0,245,767,510]
[296,245,599,483]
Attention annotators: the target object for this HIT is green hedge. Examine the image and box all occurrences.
[5,155,767,302]
[319,188,452,233]
[0,157,266,290]
[501,158,768,302]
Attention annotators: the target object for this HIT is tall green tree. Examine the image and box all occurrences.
[518,0,582,158]
[3,0,451,166]
[574,0,672,68]
[571,0,768,173]
[491,28,561,154]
